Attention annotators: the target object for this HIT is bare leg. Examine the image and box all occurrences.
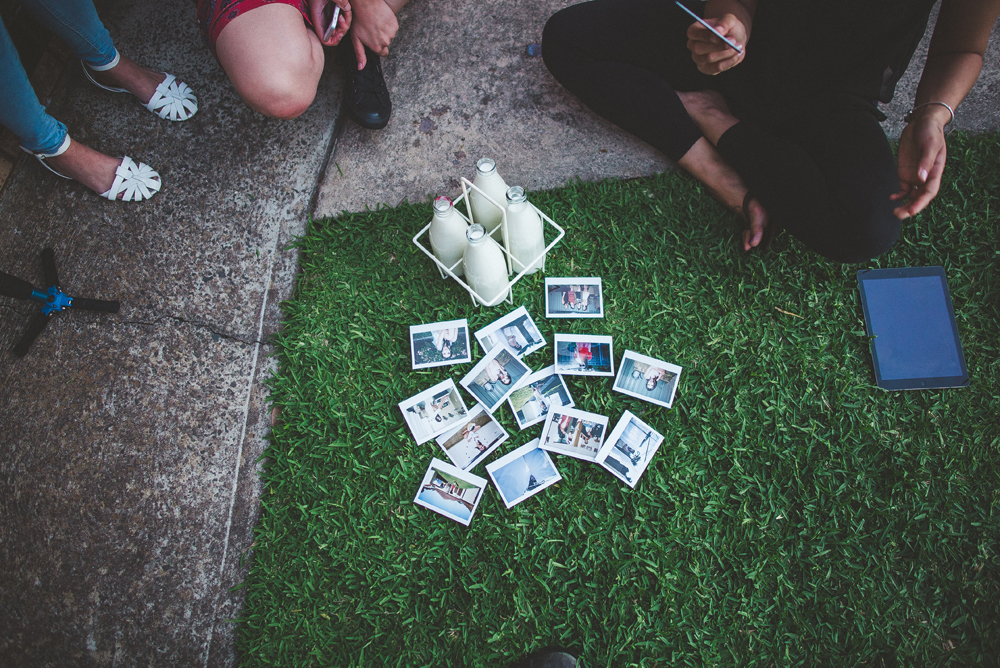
[86,56,170,107]
[216,4,324,119]
[676,90,770,250]
[43,138,122,195]
[39,55,168,195]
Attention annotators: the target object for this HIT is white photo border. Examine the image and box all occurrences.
[474,305,547,360]
[435,404,510,471]
[612,349,683,408]
[507,365,576,430]
[595,410,665,489]
[544,277,604,319]
[538,406,610,462]
[409,318,472,369]
[413,458,488,526]
[398,378,470,445]
[459,344,533,413]
[486,439,563,509]
[553,333,615,377]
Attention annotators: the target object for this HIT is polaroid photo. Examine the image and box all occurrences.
[507,365,575,430]
[553,333,614,377]
[538,406,609,462]
[413,458,488,526]
[436,405,510,471]
[410,319,472,369]
[613,350,683,409]
[398,379,470,445]
[595,411,665,488]
[459,344,532,413]
[486,439,562,509]
[474,306,547,360]
[545,277,604,318]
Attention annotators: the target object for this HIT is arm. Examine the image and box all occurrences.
[892,0,1000,219]
[687,0,757,75]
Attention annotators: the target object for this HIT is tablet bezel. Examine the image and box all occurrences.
[857,266,969,391]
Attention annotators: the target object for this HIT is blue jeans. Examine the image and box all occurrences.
[0,0,117,153]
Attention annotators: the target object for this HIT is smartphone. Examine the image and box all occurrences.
[675,1,744,54]
[322,3,341,42]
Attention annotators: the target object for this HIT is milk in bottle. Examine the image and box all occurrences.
[463,223,510,306]
[470,158,508,238]
[505,186,545,274]
[428,196,469,276]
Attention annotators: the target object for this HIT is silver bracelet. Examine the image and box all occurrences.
[904,101,955,125]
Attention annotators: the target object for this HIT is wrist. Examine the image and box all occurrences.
[904,101,954,127]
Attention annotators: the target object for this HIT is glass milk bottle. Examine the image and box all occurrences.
[505,186,545,274]
[428,196,469,277]
[470,157,508,238]
[463,223,510,306]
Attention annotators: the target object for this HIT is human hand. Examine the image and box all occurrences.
[350,0,399,68]
[309,0,352,46]
[891,107,950,219]
[686,13,747,75]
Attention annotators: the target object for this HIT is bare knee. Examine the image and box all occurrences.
[242,62,320,119]
[216,3,324,119]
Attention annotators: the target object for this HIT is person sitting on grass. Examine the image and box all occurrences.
[2,0,197,201]
[542,0,1000,262]
[199,0,407,129]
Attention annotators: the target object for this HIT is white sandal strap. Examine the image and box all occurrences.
[81,59,128,93]
[22,135,73,179]
[145,74,199,121]
[99,156,161,202]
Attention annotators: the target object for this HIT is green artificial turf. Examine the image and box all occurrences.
[238,133,1000,667]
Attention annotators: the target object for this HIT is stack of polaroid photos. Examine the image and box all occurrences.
[400,278,685,525]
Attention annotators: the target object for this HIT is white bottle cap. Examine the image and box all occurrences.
[505,186,526,204]
[476,157,496,175]
[467,223,487,242]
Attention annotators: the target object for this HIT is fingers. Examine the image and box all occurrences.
[351,31,366,69]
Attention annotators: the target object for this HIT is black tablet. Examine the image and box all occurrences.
[857,267,969,391]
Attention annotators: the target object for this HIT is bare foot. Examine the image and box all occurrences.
[43,138,123,195]
[86,55,165,106]
[740,196,771,250]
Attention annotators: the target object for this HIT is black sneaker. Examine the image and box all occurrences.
[509,648,578,668]
[341,43,392,130]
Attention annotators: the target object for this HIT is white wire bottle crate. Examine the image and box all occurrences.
[412,177,565,307]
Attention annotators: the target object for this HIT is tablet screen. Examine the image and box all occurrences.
[862,275,963,380]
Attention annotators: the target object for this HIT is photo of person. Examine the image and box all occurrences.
[436,405,510,470]
[486,439,562,509]
[410,319,472,369]
[398,379,469,444]
[613,350,683,408]
[460,344,532,413]
[545,277,604,318]
[413,458,488,526]
[596,411,665,489]
[475,306,547,359]
[507,365,575,429]
[539,407,609,462]
[553,334,614,376]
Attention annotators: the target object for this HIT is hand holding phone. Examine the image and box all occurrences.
[676,2,743,53]
[322,2,341,42]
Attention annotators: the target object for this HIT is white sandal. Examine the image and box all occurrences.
[82,52,198,122]
[23,135,161,202]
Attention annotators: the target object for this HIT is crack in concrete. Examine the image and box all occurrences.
[0,301,34,318]
[119,314,273,347]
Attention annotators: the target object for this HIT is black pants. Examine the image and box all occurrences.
[542,0,902,263]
